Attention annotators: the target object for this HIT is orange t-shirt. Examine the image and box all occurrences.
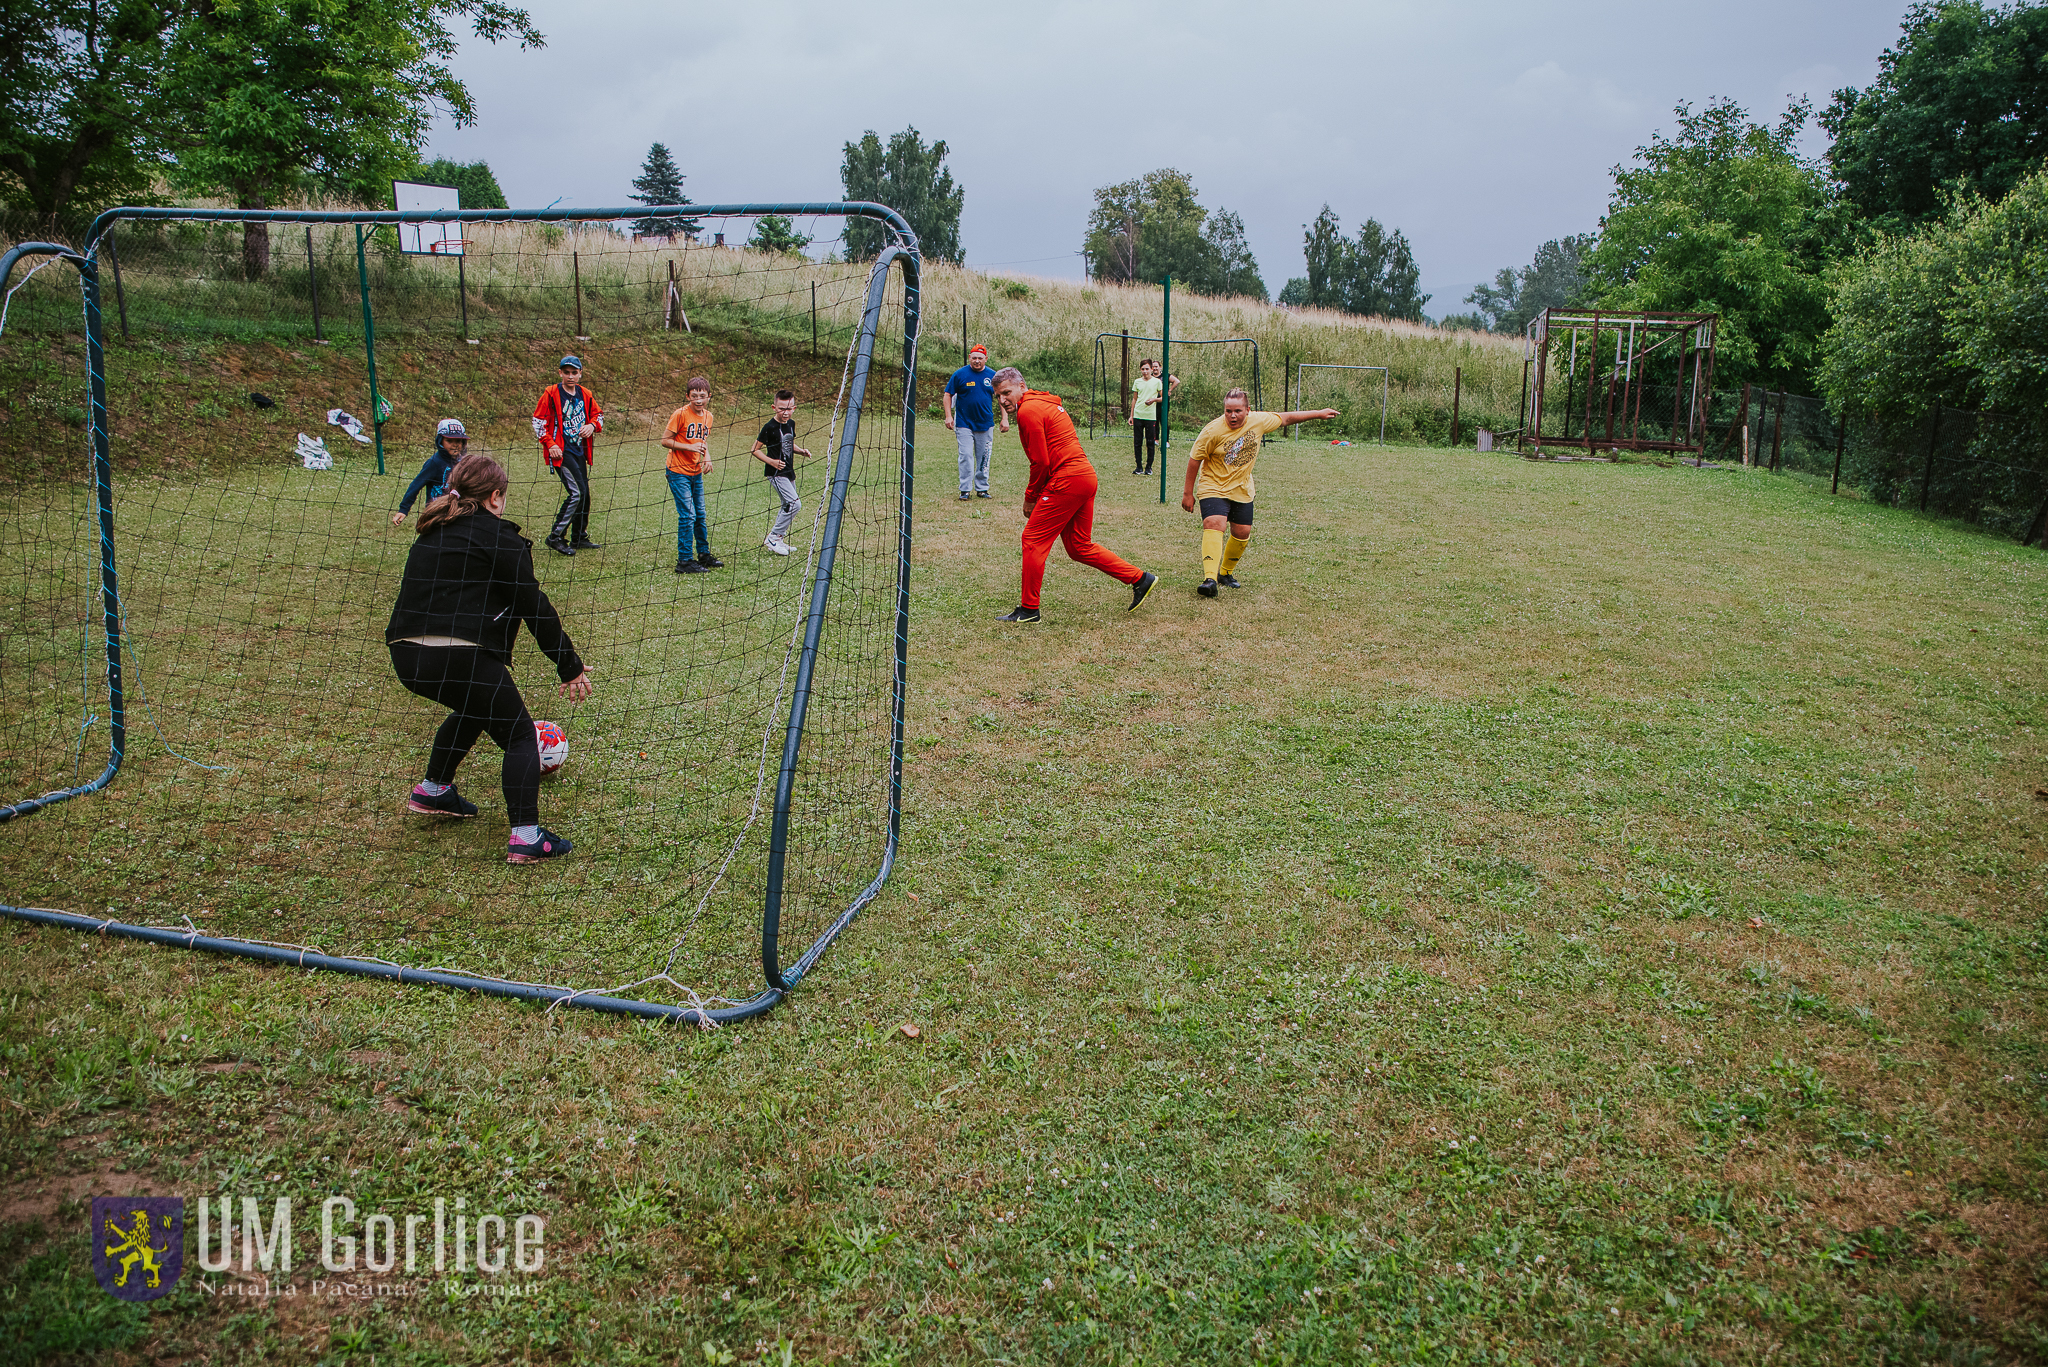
[664,404,713,475]
[1012,390,1091,500]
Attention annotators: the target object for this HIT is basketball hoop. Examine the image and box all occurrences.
[428,239,473,254]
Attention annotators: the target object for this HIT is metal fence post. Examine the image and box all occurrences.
[1920,408,1941,511]
[1159,274,1171,504]
[1831,417,1845,494]
[306,227,323,342]
[1451,366,1462,447]
[355,224,385,475]
[1770,389,1785,472]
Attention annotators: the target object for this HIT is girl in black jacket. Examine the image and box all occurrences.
[385,453,594,863]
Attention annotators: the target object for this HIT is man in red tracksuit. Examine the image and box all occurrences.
[991,367,1156,624]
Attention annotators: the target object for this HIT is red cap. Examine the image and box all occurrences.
[968,344,988,357]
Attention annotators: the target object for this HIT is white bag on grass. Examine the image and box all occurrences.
[296,433,334,470]
[327,408,372,444]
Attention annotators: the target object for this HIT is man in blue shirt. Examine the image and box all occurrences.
[943,343,997,501]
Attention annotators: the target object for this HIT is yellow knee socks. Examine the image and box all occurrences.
[1218,535,1250,576]
[1201,528,1224,580]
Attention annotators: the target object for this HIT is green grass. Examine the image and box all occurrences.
[2,433,2045,1364]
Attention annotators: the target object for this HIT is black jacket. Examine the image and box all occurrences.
[385,510,585,682]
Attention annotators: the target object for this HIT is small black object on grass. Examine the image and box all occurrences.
[249,392,276,409]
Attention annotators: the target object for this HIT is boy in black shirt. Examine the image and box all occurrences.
[751,389,811,555]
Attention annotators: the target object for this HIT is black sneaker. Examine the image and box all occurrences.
[545,536,575,557]
[1198,577,1218,598]
[696,552,723,569]
[959,491,973,501]
[1134,466,1144,475]
[976,490,992,499]
[406,785,477,818]
[995,606,1042,624]
[1217,573,1243,589]
[507,827,574,864]
[570,537,603,550]
[1128,570,1157,611]
[677,556,705,574]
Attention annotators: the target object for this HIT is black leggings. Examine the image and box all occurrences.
[389,642,540,826]
[1132,418,1158,466]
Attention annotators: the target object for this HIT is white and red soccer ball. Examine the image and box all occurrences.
[534,720,568,776]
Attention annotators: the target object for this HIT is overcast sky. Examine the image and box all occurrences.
[424,0,1908,316]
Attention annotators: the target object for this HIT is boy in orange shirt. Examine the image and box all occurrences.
[990,367,1156,623]
[660,376,723,574]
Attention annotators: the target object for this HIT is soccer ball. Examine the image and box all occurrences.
[535,720,568,776]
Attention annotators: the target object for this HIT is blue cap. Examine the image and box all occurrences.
[558,355,582,371]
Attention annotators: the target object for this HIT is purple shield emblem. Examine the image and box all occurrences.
[91,1196,183,1301]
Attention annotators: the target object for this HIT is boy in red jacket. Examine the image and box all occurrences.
[531,355,603,556]
[991,368,1156,624]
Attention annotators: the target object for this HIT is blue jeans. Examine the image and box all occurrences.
[667,469,709,557]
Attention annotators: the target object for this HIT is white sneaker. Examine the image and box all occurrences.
[764,536,791,556]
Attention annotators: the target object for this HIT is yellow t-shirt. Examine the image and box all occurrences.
[1130,376,1163,420]
[1190,411,1286,501]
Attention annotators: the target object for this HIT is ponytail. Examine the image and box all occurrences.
[416,452,510,534]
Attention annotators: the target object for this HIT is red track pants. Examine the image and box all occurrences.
[1020,463,1142,609]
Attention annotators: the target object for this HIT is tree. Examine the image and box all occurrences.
[1823,0,2048,231]
[1277,277,1309,306]
[1080,169,1266,299]
[747,214,811,255]
[417,156,505,209]
[628,141,695,239]
[1295,205,1430,320]
[1465,235,1592,333]
[839,126,962,264]
[1585,98,1836,386]
[164,0,543,278]
[0,0,181,224]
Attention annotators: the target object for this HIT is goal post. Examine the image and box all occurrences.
[1294,362,1389,444]
[0,201,921,1026]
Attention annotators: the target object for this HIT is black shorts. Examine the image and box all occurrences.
[1198,497,1254,525]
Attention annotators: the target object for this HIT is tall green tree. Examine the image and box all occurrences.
[747,214,811,255]
[1293,205,1428,320]
[0,0,182,224]
[165,0,543,278]
[417,155,505,209]
[839,126,962,264]
[628,142,696,239]
[1465,234,1593,333]
[1080,169,1265,300]
[1586,98,1836,386]
[1823,0,2048,231]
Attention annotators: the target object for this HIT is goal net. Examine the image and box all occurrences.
[0,204,919,1024]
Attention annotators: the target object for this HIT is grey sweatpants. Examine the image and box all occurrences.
[767,475,801,541]
[956,425,993,494]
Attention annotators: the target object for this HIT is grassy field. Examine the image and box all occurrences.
[2,431,2045,1364]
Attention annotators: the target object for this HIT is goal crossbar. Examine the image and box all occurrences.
[1294,363,1389,444]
